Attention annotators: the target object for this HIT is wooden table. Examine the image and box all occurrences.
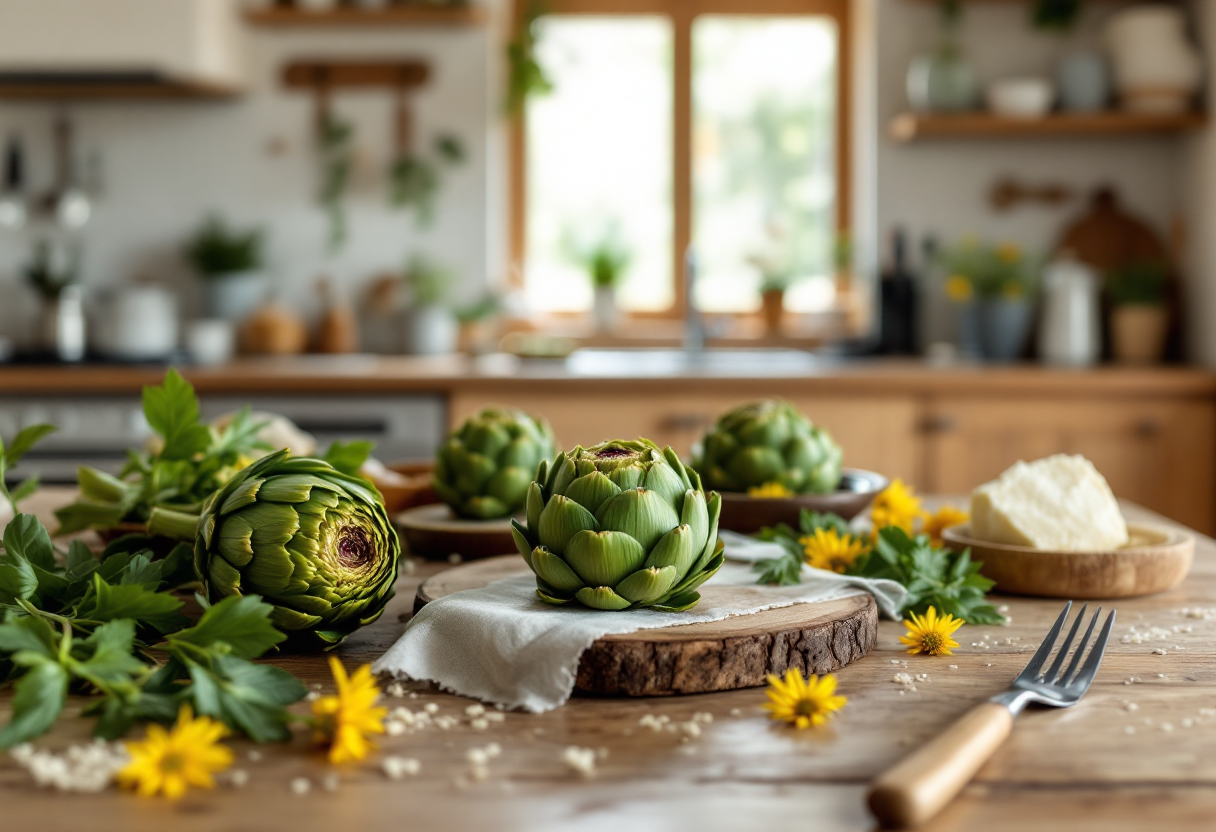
[3,491,1215,831]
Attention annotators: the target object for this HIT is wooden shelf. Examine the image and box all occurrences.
[890,111,1208,142]
[244,5,486,28]
[0,77,240,101]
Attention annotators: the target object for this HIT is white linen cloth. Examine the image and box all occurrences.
[373,534,907,713]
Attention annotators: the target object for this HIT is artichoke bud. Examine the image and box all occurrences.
[692,399,843,495]
[433,407,557,520]
[515,438,723,612]
[194,450,400,649]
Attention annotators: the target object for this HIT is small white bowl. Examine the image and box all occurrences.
[987,77,1056,118]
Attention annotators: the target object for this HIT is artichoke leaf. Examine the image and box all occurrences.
[530,547,586,593]
[485,466,533,508]
[678,489,710,558]
[607,465,645,491]
[525,481,545,531]
[614,565,678,604]
[549,455,579,496]
[575,586,632,611]
[595,488,679,553]
[643,524,695,575]
[648,590,703,612]
[216,515,255,567]
[537,495,599,554]
[564,530,647,588]
[562,471,621,517]
[454,452,497,497]
[643,460,687,510]
[462,495,510,520]
[220,477,264,515]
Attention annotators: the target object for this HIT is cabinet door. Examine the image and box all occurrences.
[924,397,1216,534]
[448,391,922,487]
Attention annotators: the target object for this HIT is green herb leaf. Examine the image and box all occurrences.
[322,440,375,477]
[4,513,56,572]
[166,595,285,660]
[0,660,68,748]
[143,368,211,462]
[76,575,188,634]
[6,425,58,466]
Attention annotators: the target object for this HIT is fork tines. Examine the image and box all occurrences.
[1016,601,1117,692]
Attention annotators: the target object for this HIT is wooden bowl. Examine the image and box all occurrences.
[369,460,438,516]
[942,523,1195,600]
[716,468,889,534]
[394,503,517,561]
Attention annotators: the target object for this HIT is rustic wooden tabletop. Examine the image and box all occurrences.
[1,491,1211,831]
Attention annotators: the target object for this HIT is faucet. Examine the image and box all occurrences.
[683,246,705,355]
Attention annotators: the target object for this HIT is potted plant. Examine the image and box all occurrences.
[907,0,979,113]
[940,240,1039,362]
[1107,260,1169,365]
[184,215,266,321]
[24,238,84,361]
[401,255,458,356]
[571,227,632,333]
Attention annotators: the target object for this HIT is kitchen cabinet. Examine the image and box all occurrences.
[922,396,1216,534]
[449,391,924,486]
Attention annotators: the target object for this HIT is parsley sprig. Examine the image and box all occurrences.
[754,508,1004,625]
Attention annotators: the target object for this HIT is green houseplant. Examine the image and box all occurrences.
[567,225,632,333]
[940,240,1040,362]
[1107,261,1169,365]
[401,255,457,355]
[184,215,266,320]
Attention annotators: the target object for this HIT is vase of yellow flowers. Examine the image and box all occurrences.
[940,241,1039,363]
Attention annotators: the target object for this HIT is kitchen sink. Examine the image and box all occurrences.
[565,348,824,377]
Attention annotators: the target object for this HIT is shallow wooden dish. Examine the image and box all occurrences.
[370,460,438,515]
[414,555,877,696]
[942,523,1195,600]
[717,468,889,534]
[394,503,517,561]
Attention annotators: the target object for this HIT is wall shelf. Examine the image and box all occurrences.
[890,111,1209,142]
[244,6,487,28]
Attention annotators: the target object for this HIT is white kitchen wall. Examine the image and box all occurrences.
[876,0,1189,345]
[0,12,502,344]
[1183,0,1216,366]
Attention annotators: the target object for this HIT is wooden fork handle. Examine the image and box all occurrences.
[867,702,1014,829]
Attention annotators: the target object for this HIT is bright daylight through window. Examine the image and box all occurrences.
[523,13,840,316]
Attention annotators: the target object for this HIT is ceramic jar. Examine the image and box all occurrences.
[1111,305,1168,364]
[1104,6,1202,114]
[1057,51,1111,113]
[1038,256,1101,367]
[204,271,265,321]
[907,44,979,113]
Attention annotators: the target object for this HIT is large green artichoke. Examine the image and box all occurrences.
[150,450,400,649]
[692,400,843,494]
[512,438,724,612]
[432,407,557,520]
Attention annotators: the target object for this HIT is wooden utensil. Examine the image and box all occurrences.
[943,523,1193,599]
[869,602,1116,828]
[413,555,877,696]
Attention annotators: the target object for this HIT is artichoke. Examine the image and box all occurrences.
[692,399,843,494]
[512,438,724,612]
[149,450,400,649]
[432,407,557,520]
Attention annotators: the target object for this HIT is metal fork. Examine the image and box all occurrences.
[868,602,1116,829]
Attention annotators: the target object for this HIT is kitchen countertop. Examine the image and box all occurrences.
[1,354,1214,397]
[5,490,1216,831]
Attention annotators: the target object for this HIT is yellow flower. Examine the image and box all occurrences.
[763,669,847,729]
[900,606,965,657]
[800,527,868,574]
[118,706,233,799]
[923,505,969,546]
[871,479,925,536]
[1002,281,1024,300]
[313,657,387,764]
[996,243,1022,263]
[749,482,794,498]
[944,275,974,303]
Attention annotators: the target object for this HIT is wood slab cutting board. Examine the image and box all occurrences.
[414,556,878,697]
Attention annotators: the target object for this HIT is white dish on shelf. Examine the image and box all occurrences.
[987,77,1055,119]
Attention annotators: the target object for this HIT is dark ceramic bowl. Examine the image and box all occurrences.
[716,468,890,535]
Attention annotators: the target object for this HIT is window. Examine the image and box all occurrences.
[511,0,851,320]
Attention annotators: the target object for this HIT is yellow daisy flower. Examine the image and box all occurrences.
[800,527,868,574]
[996,243,1022,263]
[870,479,925,536]
[749,482,794,499]
[118,706,233,799]
[944,275,974,303]
[923,505,969,546]
[763,669,847,729]
[313,657,387,764]
[900,606,965,657]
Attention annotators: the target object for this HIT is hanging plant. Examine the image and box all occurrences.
[389,134,465,228]
[1031,0,1082,32]
[318,112,355,253]
[506,0,553,116]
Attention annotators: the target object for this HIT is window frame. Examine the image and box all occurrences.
[508,0,853,320]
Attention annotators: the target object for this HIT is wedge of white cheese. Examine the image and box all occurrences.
[970,454,1128,552]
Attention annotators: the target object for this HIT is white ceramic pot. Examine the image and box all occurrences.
[1038,256,1100,367]
[402,305,458,356]
[185,318,236,367]
[593,286,618,333]
[92,285,178,361]
[986,77,1055,118]
[1104,6,1202,113]
[203,271,265,321]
